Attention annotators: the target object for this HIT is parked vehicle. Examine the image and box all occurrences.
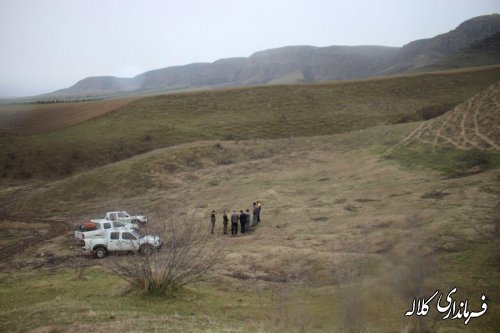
[74,219,138,240]
[82,230,162,258]
[104,211,147,225]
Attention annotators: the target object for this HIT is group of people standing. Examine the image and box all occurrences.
[210,201,261,235]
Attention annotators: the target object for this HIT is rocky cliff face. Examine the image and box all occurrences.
[380,14,500,74]
[45,14,500,99]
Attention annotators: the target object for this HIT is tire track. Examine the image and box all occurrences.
[0,214,73,262]
[473,100,500,149]
[459,104,480,148]
[397,82,500,151]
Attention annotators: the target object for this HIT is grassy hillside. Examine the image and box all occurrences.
[1,65,500,180]
[0,67,498,332]
[1,77,499,331]
[0,122,499,332]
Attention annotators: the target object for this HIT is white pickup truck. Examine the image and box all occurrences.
[74,219,138,240]
[104,211,147,225]
[82,230,162,258]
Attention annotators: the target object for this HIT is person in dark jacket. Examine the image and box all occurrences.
[239,210,246,234]
[210,210,216,234]
[245,209,251,232]
[222,211,229,234]
[231,210,239,235]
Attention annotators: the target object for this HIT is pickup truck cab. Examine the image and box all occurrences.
[82,230,162,258]
[105,211,147,225]
[74,219,138,240]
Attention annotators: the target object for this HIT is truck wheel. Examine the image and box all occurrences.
[140,244,154,256]
[93,246,107,259]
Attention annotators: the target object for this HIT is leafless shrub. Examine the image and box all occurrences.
[69,217,88,280]
[391,214,440,333]
[110,215,221,295]
[335,256,373,333]
[266,258,312,333]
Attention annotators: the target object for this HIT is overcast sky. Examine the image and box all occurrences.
[1,0,499,97]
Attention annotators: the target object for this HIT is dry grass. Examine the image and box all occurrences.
[0,97,138,135]
[0,69,499,332]
[0,124,498,331]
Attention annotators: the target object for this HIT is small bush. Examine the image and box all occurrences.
[461,149,490,168]
[344,204,358,212]
[335,198,347,204]
[386,145,498,174]
[208,178,220,186]
[111,217,221,295]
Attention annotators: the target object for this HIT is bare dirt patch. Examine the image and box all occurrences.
[0,214,73,267]
[0,97,138,135]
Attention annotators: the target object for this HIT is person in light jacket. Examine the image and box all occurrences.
[252,202,258,227]
[231,210,239,235]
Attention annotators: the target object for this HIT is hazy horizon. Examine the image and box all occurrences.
[1,0,500,97]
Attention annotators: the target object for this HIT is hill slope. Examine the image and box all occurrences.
[1,121,499,332]
[42,14,500,99]
[400,81,500,150]
[415,32,500,71]
[1,65,499,333]
[2,66,500,180]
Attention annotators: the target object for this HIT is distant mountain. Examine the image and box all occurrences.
[414,32,500,72]
[43,14,500,99]
[380,14,500,74]
[56,76,140,97]
[48,45,399,98]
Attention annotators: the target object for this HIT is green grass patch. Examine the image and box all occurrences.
[383,145,500,174]
[0,268,263,332]
[0,267,363,332]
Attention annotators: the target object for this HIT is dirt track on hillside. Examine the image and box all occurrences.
[0,97,139,135]
[0,214,73,263]
[399,81,500,150]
